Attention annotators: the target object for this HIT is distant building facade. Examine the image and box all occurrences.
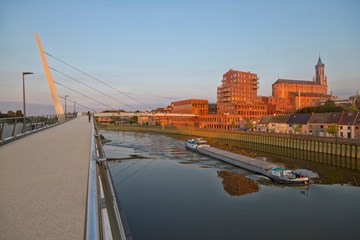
[269,57,331,114]
[208,103,217,114]
[217,69,267,120]
[171,99,208,115]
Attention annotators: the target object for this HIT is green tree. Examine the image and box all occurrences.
[326,125,339,137]
[131,116,138,124]
[324,100,336,109]
[246,121,254,130]
[293,124,303,134]
[230,119,236,129]
[7,110,15,117]
[346,104,358,112]
[15,110,23,117]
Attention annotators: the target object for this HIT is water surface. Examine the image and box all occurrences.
[102,130,360,240]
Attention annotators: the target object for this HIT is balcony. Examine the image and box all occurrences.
[222,88,231,92]
[220,92,231,97]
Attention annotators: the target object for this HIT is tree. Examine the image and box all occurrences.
[296,103,344,113]
[346,104,358,112]
[131,116,138,124]
[324,100,336,109]
[326,125,339,137]
[293,124,303,134]
[7,110,15,117]
[246,121,254,130]
[15,110,23,117]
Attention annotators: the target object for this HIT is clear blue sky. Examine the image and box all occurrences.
[1,0,359,114]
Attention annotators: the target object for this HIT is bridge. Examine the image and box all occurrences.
[0,116,132,239]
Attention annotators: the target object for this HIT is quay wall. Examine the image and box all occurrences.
[99,125,360,170]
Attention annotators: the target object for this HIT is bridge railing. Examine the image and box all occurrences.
[0,114,78,143]
[85,117,132,240]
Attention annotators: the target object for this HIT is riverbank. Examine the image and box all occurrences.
[99,125,360,186]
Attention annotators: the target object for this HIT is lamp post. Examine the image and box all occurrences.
[64,95,69,118]
[73,101,77,115]
[22,72,33,132]
[22,72,34,118]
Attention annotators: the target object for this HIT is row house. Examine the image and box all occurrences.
[354,113,360,139]
[308,112,341,137]
[267,114,291,133]
[287,113,312,134]
[339,112,359,139]
[257,111,360,139]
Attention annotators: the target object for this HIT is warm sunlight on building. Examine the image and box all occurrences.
[268,57,331,114]
[171,99,208,115]
[217,69,267,120]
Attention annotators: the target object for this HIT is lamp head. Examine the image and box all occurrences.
[22,72,34,76]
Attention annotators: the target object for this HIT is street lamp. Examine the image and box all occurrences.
[22,72,34,118]
[64,95,69,118]
[22,72,33,132]
[73,101,77,115]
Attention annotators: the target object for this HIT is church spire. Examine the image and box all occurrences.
[315,55,326,85]
[317,56,323,65]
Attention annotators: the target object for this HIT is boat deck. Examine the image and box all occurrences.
[198,147,276,174]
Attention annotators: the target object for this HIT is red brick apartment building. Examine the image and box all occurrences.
[171,99,208,115]
[268,57,331,114]
[217,69,267,120]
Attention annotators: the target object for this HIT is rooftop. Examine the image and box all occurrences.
[274,79,319,85]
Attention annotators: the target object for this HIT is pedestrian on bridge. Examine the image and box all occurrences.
[87,111,91,123]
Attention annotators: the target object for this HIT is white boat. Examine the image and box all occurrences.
[266,167,309,185]
[185,138,210,151]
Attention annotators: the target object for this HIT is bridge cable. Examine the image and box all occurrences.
[58,95,95,112]
[50,67,138,111]
[54,81,115,110]
[45,52,155,110]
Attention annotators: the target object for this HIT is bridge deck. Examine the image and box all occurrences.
[0,117,92,240]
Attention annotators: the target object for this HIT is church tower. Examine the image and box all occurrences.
[315,56,327,85]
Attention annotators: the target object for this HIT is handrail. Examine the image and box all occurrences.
[0,114,76,145]
[85,119,100,240]
[85,116,132,240]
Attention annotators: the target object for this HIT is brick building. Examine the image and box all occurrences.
[217,69,267,120]
[208,103,217,114]
[198,114,247,130]
[269,57,331,114]
[171,99,208,115]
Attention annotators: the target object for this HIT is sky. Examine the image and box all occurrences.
[1,0,359,115]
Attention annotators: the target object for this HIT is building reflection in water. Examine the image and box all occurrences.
[217,171,259,196]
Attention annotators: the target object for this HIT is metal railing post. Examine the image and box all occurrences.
[85,120,100,240]
[12,118,17,137]
[0,122,4,140]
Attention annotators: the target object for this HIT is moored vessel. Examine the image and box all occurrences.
[186,139,312,185]
[185,138,210,151]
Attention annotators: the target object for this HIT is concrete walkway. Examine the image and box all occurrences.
[0,117,92,240]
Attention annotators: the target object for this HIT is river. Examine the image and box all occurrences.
[101,130,360,240]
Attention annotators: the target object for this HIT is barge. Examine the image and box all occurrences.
[186,139,310,185]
